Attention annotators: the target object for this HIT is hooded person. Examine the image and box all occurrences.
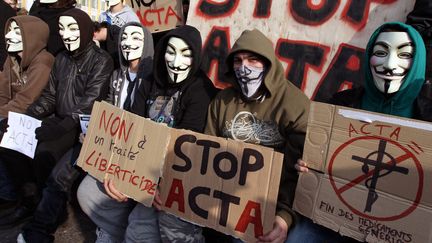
[0,1,16,70]
[107,21,154,109]
[293,22,430,243]
[328,22,431,121]
[99,0,139,28]
[75,22,160,243]
[29,0,76,56]
[0,15,53,214]
[132,25,219,131]
[15,21,149,243]
[0,15,54,133]
[137,25,219,242]
[77,25,219,243]
[205,29,310,242]
[0,8,113,229]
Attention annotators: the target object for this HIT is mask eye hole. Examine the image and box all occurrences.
[373,50,387,57]
[398,52,412,59]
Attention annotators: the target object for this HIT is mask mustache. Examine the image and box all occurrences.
[373,66,407,77]
[167,64,189,72]
[6,39,20,44]
[122,45,140,51]
[235,65,264,83]
[63,36,79,43]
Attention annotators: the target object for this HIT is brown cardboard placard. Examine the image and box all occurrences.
[77,101,170,206]
[159,128,283,242]
[294,102,432,242]
[126,0,184,33]
[77,101,284,241]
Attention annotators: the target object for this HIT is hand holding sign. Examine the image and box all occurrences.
[0,112,41,158]
[0,119,8,133]
[257,216,288,243]
[104,178,128,203]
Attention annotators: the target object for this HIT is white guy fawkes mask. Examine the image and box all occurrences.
[107,0,121,7]
[59,16,80,52]
[5,21,23,53]
[121,26,144,61]
[39,0,58,3]
[165,37,193,83]
[370,32,413,94]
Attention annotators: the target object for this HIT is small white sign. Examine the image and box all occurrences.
[0,112,41,158]
[79,114,91,135]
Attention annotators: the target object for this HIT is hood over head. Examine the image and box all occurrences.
[153,25,202,88]
[362,22,426,118]
[225,29,285,98]
[59,8,94,53]
[117,22,154,72]
[5,15,49,68]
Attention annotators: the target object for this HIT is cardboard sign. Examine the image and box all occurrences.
[0,112,41,158]
[159,128,283,242]
[77,101,284,241]
[294,102,432,242]
[77,101,170,206]
[127,0,184,33]
[187,0,415,101]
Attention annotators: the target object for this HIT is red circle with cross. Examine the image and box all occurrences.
[328,135,424,221]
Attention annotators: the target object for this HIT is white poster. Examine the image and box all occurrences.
[0,112,41,158]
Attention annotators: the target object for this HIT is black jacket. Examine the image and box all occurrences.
[328,81,432,122]
[132,25,219,132]
[406,0,432,79]
[27,43,113,131]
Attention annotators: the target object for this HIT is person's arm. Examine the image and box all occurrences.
[26,55,60,119]
[203,95,221,136]
[67,54,113,122]
[0,58,12,107]
[176,84,217,133]
[35,52,113,142]
[105,69,120,105]
[0,52,54,117]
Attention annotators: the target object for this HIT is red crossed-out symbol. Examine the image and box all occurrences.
[328,135,424,221]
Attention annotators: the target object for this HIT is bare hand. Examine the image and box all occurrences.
[257,216,289,243]
[79,133,85,144]
[294,159,309,173]
[152,189,162,211]
[104,178,128,202]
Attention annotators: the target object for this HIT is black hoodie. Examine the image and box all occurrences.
[132,25,219,132]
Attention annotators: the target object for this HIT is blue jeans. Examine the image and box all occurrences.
[286,216,357,243]
[231,215,357,243]
[22,144,82,243]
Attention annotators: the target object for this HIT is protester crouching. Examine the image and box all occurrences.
[294,22,430,243]
[0,8,113,238]
[0,15,53,213]
[204,29,310,243]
